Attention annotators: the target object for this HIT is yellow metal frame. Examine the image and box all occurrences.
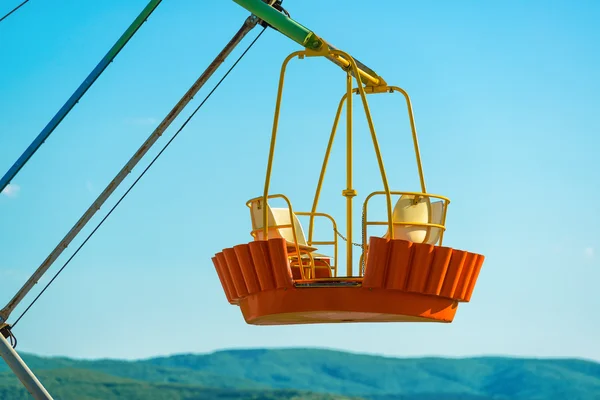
[359,191,450,276]
[258,48,448,279]
[296,211,339,277]
[246,195,339,280]
[309,85,443,276]
[246,194,312,279]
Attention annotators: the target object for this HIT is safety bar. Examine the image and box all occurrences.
[296,211,338,277]
[246,193,313,279]
[360,191,450,276]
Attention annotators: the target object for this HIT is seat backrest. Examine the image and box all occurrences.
[249,199,309,246]
[385,195,445,244]
[388,194,429,243]
[426,200,445,245]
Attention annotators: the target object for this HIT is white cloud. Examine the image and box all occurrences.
[1,183,20,197]
[0,268,24,279]
[126,117,158,126]
[86,180,95,194]
[584,247,594,259]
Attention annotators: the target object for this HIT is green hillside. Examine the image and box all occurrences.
[0,369,358,400]
[143,349,600,399]
[0,349,597,399]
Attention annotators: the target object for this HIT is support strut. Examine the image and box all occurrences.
[0,15,260,323]
[0,13,260,400]
[0,332,53,400]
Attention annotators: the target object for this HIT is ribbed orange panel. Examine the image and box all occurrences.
[234,244,260,294]
[384,239,413,290]
[212,256,233,303]
[363,237,390,288]
[214,254,236,303]
[248,240,276,291]
[440,250,466,299]
[223,248,249,298]
[267,238,293,289]
[213,237,485,325]
[425,247,452,295]
[455,252,477,301]
[406,243,435,293]
[464,254,485,301]
[217,252,239,302]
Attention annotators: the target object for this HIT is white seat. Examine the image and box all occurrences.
[249,199,317,253]
[384,194,445,245]
[427,200,445,244]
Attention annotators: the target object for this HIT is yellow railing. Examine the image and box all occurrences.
[246,194,339,280]
[360,191,450,276]
[296,211,339,277]
[246,193,312,279]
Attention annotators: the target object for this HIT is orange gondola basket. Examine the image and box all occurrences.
[212,47,485,325]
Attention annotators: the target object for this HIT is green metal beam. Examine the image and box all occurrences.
[231,0,384,86]
[232,0,323,50]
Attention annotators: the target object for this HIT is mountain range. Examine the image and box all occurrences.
[0,348,598,399]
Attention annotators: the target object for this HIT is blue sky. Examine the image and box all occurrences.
[1,0,599,362]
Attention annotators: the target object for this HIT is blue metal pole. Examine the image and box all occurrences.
[0,0,162,194]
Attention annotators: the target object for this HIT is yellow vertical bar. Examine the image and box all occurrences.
[391,86,426,193]
[336,50,394,237]
[308,94,347,243]
[345,71,354,276]
[262,52,302,239]
[361,200,368,277]
[334,228,338,277]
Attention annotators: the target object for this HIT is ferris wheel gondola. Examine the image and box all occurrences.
[212,47,485,325]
